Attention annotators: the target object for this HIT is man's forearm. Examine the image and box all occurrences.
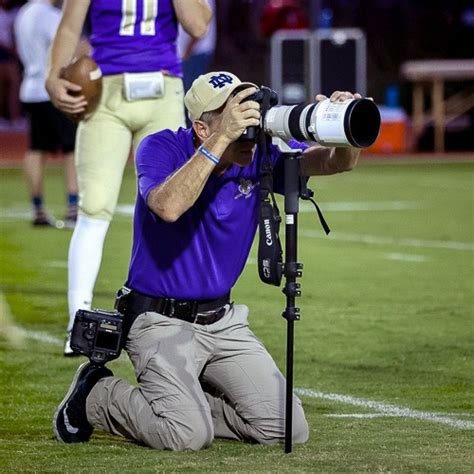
[47,0,90,79]
[328,146,361,173]
[48,29,79,78]
[147,134,229,222]
[173,0,212,38]
[300,145,361,176]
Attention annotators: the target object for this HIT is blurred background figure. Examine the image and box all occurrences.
[14,0,78,227]
[177,0,216,92]
[0,0,22,128]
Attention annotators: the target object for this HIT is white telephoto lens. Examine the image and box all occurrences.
[264,98,380,148]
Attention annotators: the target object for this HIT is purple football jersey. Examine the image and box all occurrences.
[89,0,181,76]
[127,127,308,299]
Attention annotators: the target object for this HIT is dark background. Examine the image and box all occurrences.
[5,0,472,100]
[214,0,474,99]
[212,0,474,150]
[2,0,474,149]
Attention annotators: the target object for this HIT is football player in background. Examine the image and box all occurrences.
[14,0,79,228]
[46,0,212,355]
[177,0,216,92]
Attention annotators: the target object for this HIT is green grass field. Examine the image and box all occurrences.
[1,158,473,472]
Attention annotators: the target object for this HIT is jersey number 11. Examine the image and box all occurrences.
[120,0,158,36]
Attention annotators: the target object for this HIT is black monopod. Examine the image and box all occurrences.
[277,138,330,454]
[255,89,380,453]
[257,135,330,454]
[282,142,303,454]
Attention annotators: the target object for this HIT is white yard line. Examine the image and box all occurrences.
[325,413,399,419]
[17,329,474,430]
[16,331,474,431]
[299,230,474,251]
[295,388,474,430]
[1,201,421,221]
[19,328,62,345]
[325,413,474,418]
[3,205,472,251]
[19,329,129,362]
[299,201,422,212]
[120,202,422,215]
[115,204,135,215]
[385,253,428,262]
[0,208,31,220]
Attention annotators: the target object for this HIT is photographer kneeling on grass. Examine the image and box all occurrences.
[54,71,362,450]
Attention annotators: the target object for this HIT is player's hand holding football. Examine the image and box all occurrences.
[45,75,87,115]
[214,87,260,144]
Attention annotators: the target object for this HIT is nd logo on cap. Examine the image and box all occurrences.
[208,73,234,89]
[184,71,256,121]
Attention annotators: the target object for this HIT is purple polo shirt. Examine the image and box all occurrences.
[127,127,307,299]
[89,0,181,76]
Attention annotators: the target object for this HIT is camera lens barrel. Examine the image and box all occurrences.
[264,98,381,148]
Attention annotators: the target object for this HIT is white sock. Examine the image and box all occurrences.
[67,215,110,331]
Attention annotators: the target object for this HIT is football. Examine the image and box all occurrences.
[60,55,103,121]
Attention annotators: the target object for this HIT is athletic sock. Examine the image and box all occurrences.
[67,215,110,331]
[32,196,43,212]
[66,194,78,220]
[31,196,54,225]
[67,193,78,207]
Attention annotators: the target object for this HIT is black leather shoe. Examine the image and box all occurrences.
[53,362,113,443]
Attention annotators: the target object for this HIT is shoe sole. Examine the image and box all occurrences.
[53,361,91,443]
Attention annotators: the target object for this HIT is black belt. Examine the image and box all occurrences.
[116,288,231,327]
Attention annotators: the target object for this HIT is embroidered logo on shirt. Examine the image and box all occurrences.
[208,74,234,89]
[235,179,258,200]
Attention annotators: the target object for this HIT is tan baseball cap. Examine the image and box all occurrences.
[184,71,257,121]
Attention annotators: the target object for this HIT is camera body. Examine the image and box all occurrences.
[70,308,123,364]
[245,88,279,106]
[236,87,278,142]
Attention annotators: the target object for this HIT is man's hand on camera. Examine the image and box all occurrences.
[300,91,365,176]
[215,87,260,144]
[315,91,362,103]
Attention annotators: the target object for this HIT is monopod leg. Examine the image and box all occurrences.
[283,153,302,453]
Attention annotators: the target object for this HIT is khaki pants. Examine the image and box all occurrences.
[86,304,309,451]
[76,74,185,221]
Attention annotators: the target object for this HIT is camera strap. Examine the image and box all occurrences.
[299,176,331,235]
[258,161,283,286]
[257,88,283,286]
